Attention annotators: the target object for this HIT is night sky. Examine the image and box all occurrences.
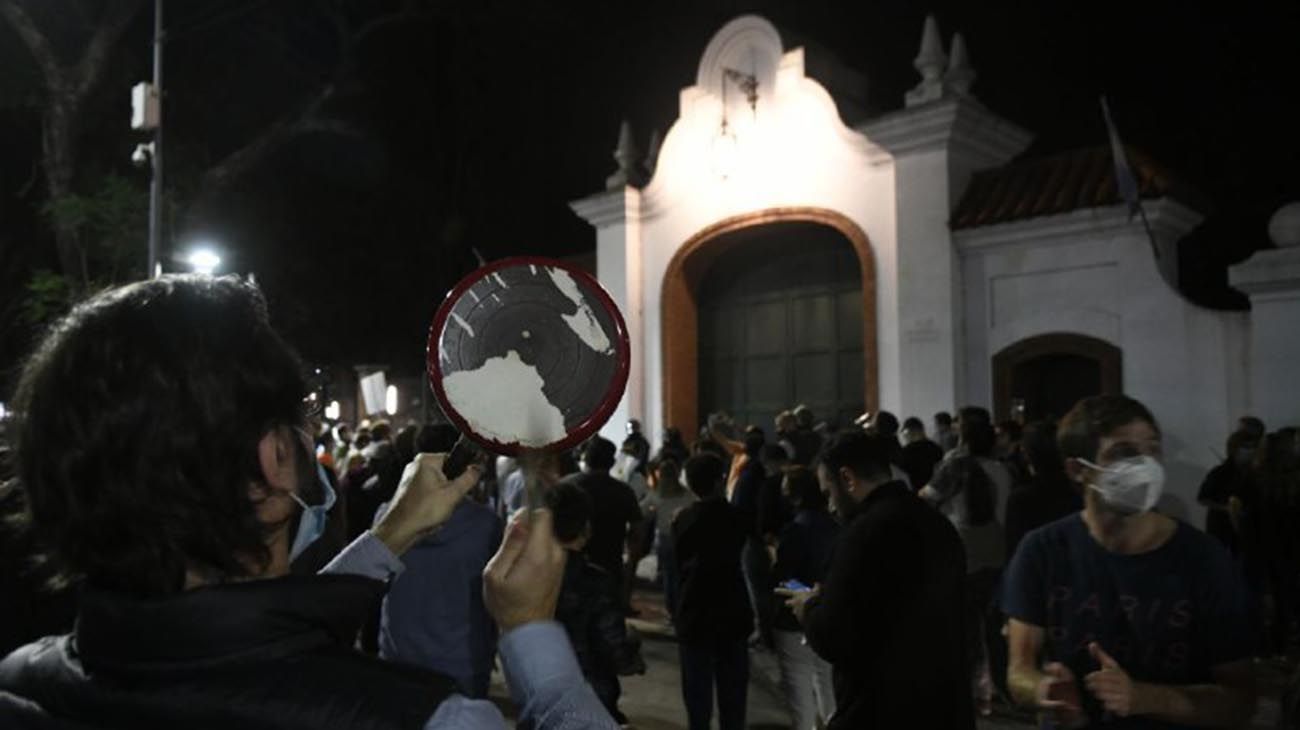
[2,0,1298,389]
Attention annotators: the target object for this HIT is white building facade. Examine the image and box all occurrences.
[573,15,1294,524]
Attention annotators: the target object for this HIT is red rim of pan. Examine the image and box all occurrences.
[426,256,631,457]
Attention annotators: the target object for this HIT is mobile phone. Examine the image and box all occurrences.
[780,579,812,593]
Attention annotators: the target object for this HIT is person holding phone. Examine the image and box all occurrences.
[783,429,972,729]
[771,467,839,729]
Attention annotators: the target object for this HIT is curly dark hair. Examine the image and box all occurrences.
[9,275,308,596]
[1056,395,1160,463]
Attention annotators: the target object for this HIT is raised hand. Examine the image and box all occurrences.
[483,509,567,632]
[372,452,482,556]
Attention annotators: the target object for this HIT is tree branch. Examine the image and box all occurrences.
[194,85,346,197]
[0,0,62,90]
[75,0,147,99]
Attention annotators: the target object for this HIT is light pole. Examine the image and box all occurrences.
[149,0,164,278]
[132,1,164,277]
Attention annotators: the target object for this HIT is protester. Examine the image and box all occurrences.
[344,418,399,546]
[729,428,775,646]
[995,419,1029,484]
[612,439,650,504]
[546,481,647,723]
[775,411,800,462]
[0,275,618,729]
[865,410,915,487]
[789,405,824,466]
[1004,395,1255,729]
[785,430,972,729]
[563,437,642,608]
[756,445,793,549]
[1197,426,1260,554]
[900,416,944,491]
[673,453,752,730]
[1249,427,1300,660]
[1003,420,1082,562]
[919,417,1005,716]
[935,411,960,453]
[654,427,690,467]
[705,413,750,498]
[643,458,694,623]
[923,406,1015,526]
[316,426,338,474]
[623,419,651,473]
[770,467,838,730]
[611,433,654,609]
[332,421,354,465]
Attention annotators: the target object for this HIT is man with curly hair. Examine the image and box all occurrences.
[0,275,618,730]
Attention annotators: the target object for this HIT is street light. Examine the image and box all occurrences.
[187,249,221,275]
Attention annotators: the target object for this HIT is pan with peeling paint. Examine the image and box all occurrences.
[426,256,630,459]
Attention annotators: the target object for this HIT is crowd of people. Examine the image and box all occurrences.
[0,273,1297,730]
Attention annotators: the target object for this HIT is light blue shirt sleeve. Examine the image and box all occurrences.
[321,532,619,730]
[494,621,620,729]
[320,529,406,580]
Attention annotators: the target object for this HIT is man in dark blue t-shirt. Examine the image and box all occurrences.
[1003,395,1255,729]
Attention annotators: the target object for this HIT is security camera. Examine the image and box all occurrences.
[131,142,154,168]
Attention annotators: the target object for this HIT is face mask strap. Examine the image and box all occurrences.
[1076,457,1109,472]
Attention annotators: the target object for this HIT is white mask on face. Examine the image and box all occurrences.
[1078,456,1164,514]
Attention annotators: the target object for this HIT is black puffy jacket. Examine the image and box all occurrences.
[0,574,456,729]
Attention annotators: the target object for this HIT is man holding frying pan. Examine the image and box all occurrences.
[0,275,619,730]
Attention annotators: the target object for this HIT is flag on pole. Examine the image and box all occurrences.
[1100,96,1160,262]
[1101,96,1141,220]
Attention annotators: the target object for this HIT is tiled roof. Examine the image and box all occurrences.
[950,145,1198,230]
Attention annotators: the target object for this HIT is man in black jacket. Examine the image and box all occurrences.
[674,453,752,730]
[783,430,973,730]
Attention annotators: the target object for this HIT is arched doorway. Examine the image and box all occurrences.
[662,208,877,437]
[992,333,1122,422]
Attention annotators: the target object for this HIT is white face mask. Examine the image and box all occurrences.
[1078,455,1164,514]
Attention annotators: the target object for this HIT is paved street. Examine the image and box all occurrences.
[489,563,1286,729]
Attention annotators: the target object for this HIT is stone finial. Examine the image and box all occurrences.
[944,32,976,96]
[905,15,948,107]
[606,120,641,190]
[644,128,663,179]
[1269,202,1300,248]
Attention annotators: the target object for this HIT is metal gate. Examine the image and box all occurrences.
[697,221,864,432]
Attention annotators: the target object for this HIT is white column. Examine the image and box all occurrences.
[862,98,1031,420]
[1231,246,1300,428]
[570,188,644,444]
